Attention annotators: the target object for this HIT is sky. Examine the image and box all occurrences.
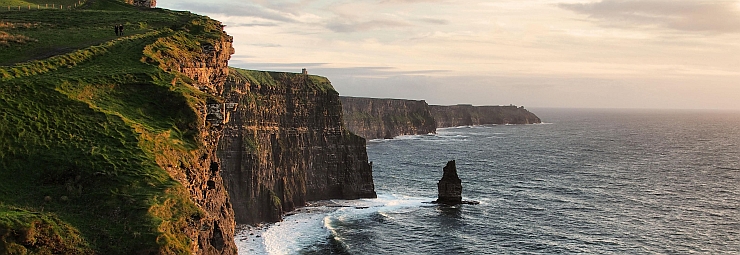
[158,0,740,110]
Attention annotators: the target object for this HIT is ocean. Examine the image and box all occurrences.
[236,108,740,254]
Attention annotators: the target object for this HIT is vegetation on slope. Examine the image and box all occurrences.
[1,0,230,253]
[229,67,335,93]
[1,0,82,9]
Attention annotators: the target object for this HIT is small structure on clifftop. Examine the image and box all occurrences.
[127,0,156,8]
[434,160,479,205]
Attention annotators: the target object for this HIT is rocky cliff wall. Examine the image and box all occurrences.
[339,97,541,139]
[218,69,376,225]
[174,32,236,254]
[339,96,437,140]
[148,20,237,253]
[430,105,541,127]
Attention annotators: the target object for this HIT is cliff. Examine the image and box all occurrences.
[218,69,377,225]
[430,104,541,127]
[339,96,437,140]
[339,97,541,139]
[1,2,237,254]
[153,15,237,255]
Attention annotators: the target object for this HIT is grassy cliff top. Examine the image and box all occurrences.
[0,0,183,66]
[1,0,83,7]
[1,0,231,253]
[228,67,335,93]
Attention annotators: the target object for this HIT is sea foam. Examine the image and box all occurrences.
[235,193,433,254]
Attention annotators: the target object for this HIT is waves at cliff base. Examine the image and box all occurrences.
[235,193,433,255]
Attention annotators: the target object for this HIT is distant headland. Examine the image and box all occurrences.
[340,96,542,139]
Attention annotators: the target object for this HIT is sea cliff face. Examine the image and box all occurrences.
[430,105,541,127]
[340,97,541,139]
[339,96,437,140]
[218,70,377,225]
[167,29,237,254]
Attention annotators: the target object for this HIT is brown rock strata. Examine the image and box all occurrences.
[430,104,541,127]
[339,96,541,140]
[339,96,437,140]
[218,69,377,225]
[162,24,237,254]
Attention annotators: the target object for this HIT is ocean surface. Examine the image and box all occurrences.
[236,108,740,254]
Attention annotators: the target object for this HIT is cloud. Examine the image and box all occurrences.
[379,0,446,3]
[247,43,283,48]
[418,18,450,25]
[559,0,740,33]
[165,2,297,23]
[326,19,411,33]
[309,66,447,77]
[229,62,328,70]
[229,22,279,27]
[229,62,448,78]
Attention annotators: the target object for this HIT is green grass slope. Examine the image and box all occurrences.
[0,0,83,8]
[229,68,335,93]
[1,0,231,253]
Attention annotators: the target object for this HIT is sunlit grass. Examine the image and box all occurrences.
[0,0,231,253]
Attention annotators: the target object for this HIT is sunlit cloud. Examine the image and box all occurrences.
[418,18,450,25]
[559,0,740,33]
[158,0,740,110]
[326,19,411,33]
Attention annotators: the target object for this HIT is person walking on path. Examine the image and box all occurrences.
[119,24,124,36]
[114,24,119,36]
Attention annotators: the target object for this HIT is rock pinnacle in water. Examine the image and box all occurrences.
[436,160,463,204]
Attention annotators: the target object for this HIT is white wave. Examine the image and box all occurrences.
[235,193,434,254]
[368,134,434,143]
[434,133,469,139]
[235,225,268,254]
[437,126,473,131]
[236,207,335,255]
[393,134,431,140]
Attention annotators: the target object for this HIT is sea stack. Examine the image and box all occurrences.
[436,160,463,204]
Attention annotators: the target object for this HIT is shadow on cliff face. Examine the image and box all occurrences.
[218,68,376,225]
[339,96,542,140]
